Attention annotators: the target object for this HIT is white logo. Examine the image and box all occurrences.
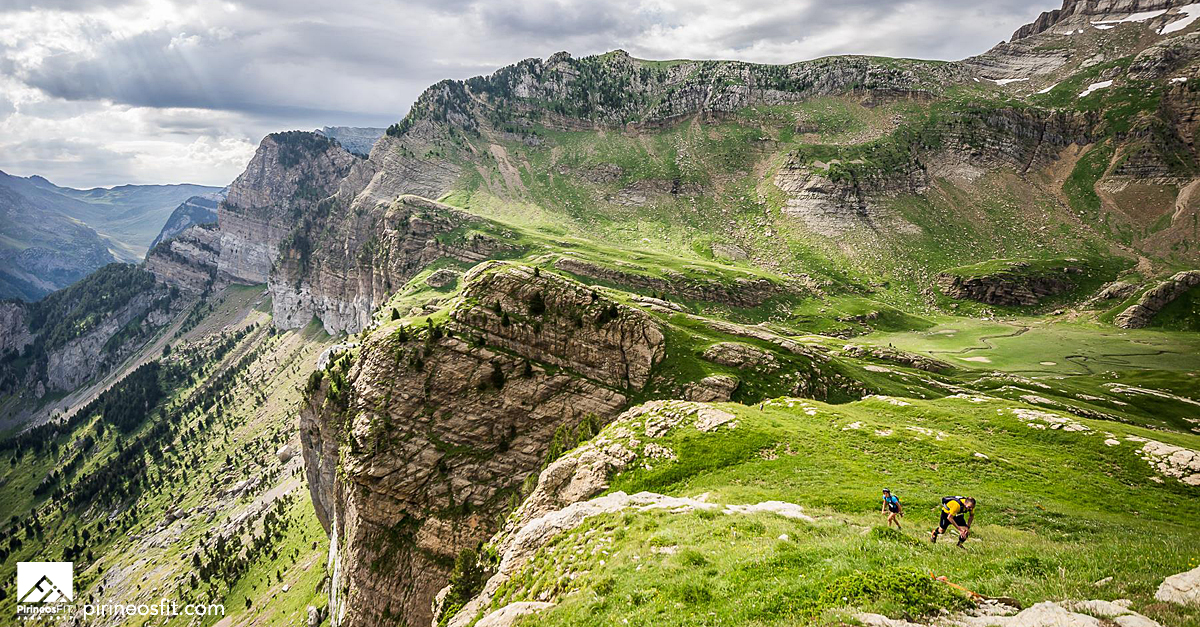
[17,562,73,603]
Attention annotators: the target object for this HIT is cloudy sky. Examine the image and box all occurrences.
[0,0,1052,189]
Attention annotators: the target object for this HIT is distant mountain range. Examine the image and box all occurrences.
[149,187,228,251]
[0,170,220,300]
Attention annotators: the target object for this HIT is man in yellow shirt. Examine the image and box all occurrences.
[931,496,975,547]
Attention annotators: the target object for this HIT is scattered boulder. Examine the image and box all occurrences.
[1139,440,1200,485]
[475,602,555,627]
[1115,271,1200,329]
[1092,280,1139,303]
[693,406,737,432]
[684,374,740,402]
[276,444,296,464]
[702,342,779,371]
[711,242,749,261]
[1156,565,1200,606]
[425,268,460,288]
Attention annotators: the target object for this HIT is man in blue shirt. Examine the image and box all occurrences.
[882,488,904,529]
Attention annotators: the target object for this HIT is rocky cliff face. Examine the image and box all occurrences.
[145,223,222,294]
[1115,270,1200,327]
[1010,0,1194,41]
[300,262,665,627]
[271,195,514,334]
[398,51,962,132]
[149,189,225,250]
[775,106,1097,235]
[936,263,1083,307]
[217,132,357,285]
[45,287,175,392]
[0,301,32,355]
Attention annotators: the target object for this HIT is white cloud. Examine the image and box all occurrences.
[0,0,1052,187]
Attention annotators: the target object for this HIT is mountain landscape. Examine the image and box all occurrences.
[0,171,221,300]
[2,1,1200,627]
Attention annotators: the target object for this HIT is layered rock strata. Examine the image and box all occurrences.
[1115,270,1200,327]
[300,263,665,627]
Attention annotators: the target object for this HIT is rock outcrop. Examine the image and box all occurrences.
[217,131,357,285]
[271,196,515,334]
[859,598,1165,627]
[937,273,1074,307]
[1114,270,1200,328]
[442,401,809,627]
[937,262,1083,307]
[300,263,665,627]
[145,223,221,294]
[552,257,788,307]
[0,301,32,356]
[1156,565,1200,605]
[841,345,953,373]
[1010,0,1194,41]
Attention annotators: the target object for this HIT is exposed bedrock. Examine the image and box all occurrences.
[1115,270,1200,327]
[300,263,665,627]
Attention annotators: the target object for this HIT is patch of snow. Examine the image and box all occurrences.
[987,77,1028,86]
[1092,9,1168,24]
[1093,23,1117,30]
[1172,77,1189,83]
[1079,80,1114,97]
[1160,3,1200,35]
[1037,83,1058,94]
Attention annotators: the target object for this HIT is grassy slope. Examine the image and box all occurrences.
[481,394,1200,627]
[0,286,336,626]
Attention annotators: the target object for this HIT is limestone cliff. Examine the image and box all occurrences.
[1011,0,1194,41]
[271,195,515,334]
[0,301,32,356]
[145,223,221,294]
[300,262,665,627]
[218,131,357,285]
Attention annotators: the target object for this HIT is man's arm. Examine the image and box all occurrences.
[967,511,974,528]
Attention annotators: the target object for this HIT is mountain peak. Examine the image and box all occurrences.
[1011,0,1196,40]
